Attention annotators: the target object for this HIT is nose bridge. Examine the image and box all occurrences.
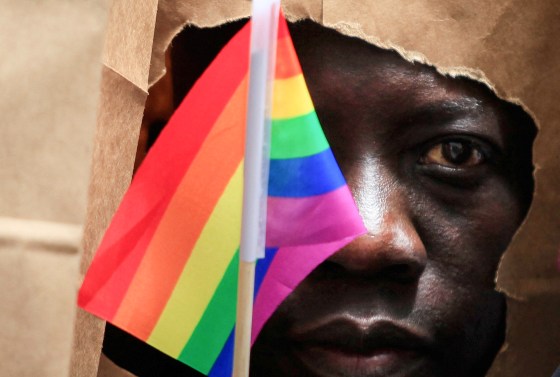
[330,161,427,277]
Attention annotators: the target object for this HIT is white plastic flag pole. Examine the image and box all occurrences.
[233,1,281,376]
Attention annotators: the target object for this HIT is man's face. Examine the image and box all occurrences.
[250,22,535,377]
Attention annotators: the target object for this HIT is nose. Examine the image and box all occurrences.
[327,165,427,282]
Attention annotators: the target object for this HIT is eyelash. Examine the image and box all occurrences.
[421,139,486,165]
[415,136,495,187]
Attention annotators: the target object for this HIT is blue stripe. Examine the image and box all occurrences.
[208,329,234,377]
[208,247,278,376]
[254,248,279,298]
[268,148,346,197]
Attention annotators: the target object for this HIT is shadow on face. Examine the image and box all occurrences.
[251,21,536,377]
[103,19,536,377]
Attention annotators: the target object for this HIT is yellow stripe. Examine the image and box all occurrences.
[272,74,314,119]
[147,163,243,356]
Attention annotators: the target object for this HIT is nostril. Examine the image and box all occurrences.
[388,264,410,275]
[322,230,428,280]
[317,259,348,277]
[319,255,425,283]
[382,263,423,283]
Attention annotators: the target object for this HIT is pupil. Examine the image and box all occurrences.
[442,141,471,164]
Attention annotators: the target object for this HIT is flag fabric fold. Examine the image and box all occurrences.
[78,13,365,376]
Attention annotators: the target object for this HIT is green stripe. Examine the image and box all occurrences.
[178,251,239,373]
[270,111,329,159]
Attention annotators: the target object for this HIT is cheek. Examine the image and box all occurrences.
[414,178,523,287]
[416,271,506,368]
[406,176,518,368]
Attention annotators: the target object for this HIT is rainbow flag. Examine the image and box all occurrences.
[78,14,365,376]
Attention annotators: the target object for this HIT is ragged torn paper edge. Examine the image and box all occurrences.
[302,17,560,377]
[145,0,551,294]
[79,1,560,377]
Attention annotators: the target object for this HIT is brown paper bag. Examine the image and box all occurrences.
[71,1,560,376]
[0,1,109,376]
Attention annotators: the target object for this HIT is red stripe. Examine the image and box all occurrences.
[275,16,301,79]
[277,11,289,39]
[112,76,247,338]
[78,21,251,320]
[78,202,164,316]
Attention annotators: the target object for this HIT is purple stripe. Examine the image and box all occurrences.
[251,236,364,345]
[266,185,364,247]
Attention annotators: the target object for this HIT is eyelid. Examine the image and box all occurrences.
[419,142,483,169]
[395,114,506,156]
[418,134,497,163]
[414,136,497,188]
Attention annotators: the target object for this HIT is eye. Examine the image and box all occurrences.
[419,139,485,168]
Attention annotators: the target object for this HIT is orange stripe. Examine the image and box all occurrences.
[275,35,302,79]
[112,76,248,339]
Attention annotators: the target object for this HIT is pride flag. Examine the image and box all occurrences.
[78,14,365,376]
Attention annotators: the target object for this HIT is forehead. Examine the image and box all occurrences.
[289,21,496,112]
[287,21,513,148]
[170,19,533,161]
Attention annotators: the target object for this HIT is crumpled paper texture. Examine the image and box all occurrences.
[0,0,109,376]
[72,1,560,376]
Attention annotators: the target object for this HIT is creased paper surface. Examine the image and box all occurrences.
[0,0,109,376]
[70,66,148,377]
[72,1,560,376]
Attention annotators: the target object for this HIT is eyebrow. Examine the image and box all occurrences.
[391,96,506,150]
[402,98,483,123]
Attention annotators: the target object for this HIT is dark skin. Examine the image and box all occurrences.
[250,22,535,377]
[103,20,535,377]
